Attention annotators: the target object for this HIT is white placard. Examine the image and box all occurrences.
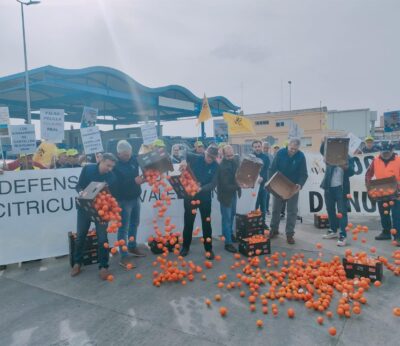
[9,124,37,154]
[347,132,363,155]
[40,108,64,143]
[81,106,98,128]
[141,123,158,145]
[0,107,10,137]
[80,126,103,155]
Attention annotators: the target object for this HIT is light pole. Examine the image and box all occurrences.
[288,80,292,111]
[17,0,40,124]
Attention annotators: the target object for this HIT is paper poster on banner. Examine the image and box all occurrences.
[81,106,98,128]
[9,124,37,154]
[0,106,10,137]
[347,132,363,155]
[141,123,158,145]
[40,108,64,143]
[80,126,103,154]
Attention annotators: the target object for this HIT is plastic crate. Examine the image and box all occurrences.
[137,147,173,173]
[239,237,271,257]
[324,137,350,166]
[314,214,330,229]
[367,176,399,202]
[236,227,266,241]
[167,166,199,199]
[68,231,99,267]
[342,258,383,282]
[75,182,109,223]
[236,155,263,189]
[236,213,264,230]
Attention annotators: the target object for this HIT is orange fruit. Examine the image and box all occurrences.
[126,263,133,270]
[129,236,135,242]
[135,273,142,279]
[336,213,343,219]
[287,308,295,318]
[317,316,324,325]
[393,307,400,317]
[374,280,381,287]
[107,274,114,282]
[215,294,221,301]
[219,307,228,317]
[206,217,211,222]
[256,319,263,328]
[252,192,257,197]
[328,327,337,336]
[103,242,109,249]
[205,299,212,307]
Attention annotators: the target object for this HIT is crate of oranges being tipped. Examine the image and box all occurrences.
[167,165,200,199]
[366,176,399,202]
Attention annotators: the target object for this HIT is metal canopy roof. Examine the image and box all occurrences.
[0,65,240,125]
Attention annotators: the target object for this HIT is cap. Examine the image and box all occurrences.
[273,144,280,149]
[365,136,374,142]
[380,141,393,152]
[57,148,67,156]
[205,145,219,159]
[66,149,79,156]
[194,140,204,147]
[153,139,166,148]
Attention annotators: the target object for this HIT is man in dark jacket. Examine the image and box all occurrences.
[320,141,355,247]
[217,145,241,253]
[252,140,270,223]
[113,140,146,269]
[71,153,117,280]
[179,145,219,259]
[269,138,308,244]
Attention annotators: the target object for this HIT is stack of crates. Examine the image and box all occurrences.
[235,212,271,257]
[68,230,99,267]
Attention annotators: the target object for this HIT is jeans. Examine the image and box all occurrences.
[183,198,212,251]
[324,186,348,238]
[74,207,109,269]
[378,199,400,239]
[118,198,141,257]
[220,193,237,245]
[265,190,270,213]
[270,193,299,236]
[255,184,267,221]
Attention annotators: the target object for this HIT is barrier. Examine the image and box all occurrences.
[0,153,385,265]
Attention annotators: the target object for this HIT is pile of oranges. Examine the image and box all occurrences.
[246,234,269,245]
[367,187,396,199]
[247,209,262,218]
[179,169,200,197]
[93,191,122,233]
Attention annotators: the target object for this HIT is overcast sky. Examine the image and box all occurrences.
[1,0,399,136]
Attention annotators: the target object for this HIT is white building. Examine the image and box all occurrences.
[328,109,377,138]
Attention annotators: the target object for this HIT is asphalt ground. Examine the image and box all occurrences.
[1,214,399,346]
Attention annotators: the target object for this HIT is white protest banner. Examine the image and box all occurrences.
[141,123,158,145]
[9,124,37,154]
[0,106,10,137]
[347,132,362,155]
[0,152,390,265]
[40,108,64,143]
[81,106,98,128]
[80,126,103,154]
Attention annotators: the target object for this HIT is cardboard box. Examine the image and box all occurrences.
[265,172,298,200]
[239,237,271,257]
[324,137,350,166]
[137,147,173,173]
[366,176,399,202]
[236,155,264,188]
[342,258,383,282]
[314,214,330,229]
[75,182,108,223]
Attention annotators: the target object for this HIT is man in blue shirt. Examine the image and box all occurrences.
[252,140,270,223]
[71,153,117,280]
[269,138,308,244]
[179,145,219,259]
[113,140,146,269]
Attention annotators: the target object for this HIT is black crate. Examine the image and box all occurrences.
[137,147,173,173]
[236,227,265,241]
[167,167,198,199]
[68,231,99,267]
[314,214,330,229]
[236,213,264,230]
[239,238,271,257]
[342,258,383,282]
[75,182,109,223]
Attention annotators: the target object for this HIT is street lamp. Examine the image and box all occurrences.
[288,80,292,111]
[17,0,40,124]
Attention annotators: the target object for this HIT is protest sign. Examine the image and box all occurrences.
[81,106,98,128]
[0,107,10,137]
[8,124,36,154]
[80,126,103,154]
[40,108,64,143]
[347,132,363,155]
[141,123,158,145]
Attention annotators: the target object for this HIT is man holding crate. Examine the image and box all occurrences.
[365,142,400,245]
[268,138,308,244]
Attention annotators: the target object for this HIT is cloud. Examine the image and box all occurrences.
[211,41,270,64]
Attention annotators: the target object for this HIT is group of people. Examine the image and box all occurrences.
[68,135,400,280]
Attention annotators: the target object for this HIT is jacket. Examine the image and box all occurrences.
[365,153,400,184]
[217,157,241,207]
[76,163,117,196]
[319,143,355,195]
[113,156,142,200]
[268,148,308,187]
[252,151,270,183]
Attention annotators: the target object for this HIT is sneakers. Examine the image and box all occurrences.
[70,264,81,277]
[337,237,347,247]
[224,244,238,253]
[99,268,111,280]
[205,250,215,260]
[286,235,295,244]
[375,232,391,241]
[179,247,189,257]
[128,247,146,257]
[323,231,338,239]
[119,257,136,270]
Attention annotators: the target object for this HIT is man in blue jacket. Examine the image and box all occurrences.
[269,138,308,244]
[71,153,117,280]
[320,141,355,247]
[113,140,146,269]
[179,145,219,259]
[252,140,270,223]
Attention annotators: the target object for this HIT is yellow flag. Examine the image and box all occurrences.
[197,94,212,125]
[223,112,255,134]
